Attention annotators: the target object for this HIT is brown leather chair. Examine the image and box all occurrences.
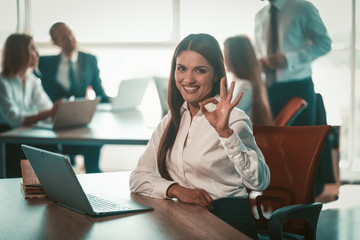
[251,124,331,239]
[274,96,308,126]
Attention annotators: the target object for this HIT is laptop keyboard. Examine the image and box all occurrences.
[87,194,131,212]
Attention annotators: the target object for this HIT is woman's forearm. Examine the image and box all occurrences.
[22,109,52,126]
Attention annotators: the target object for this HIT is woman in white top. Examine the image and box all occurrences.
[224,35,273,125]
[130,34,270,239]
[0,34,59,128]
[0,33,59,177]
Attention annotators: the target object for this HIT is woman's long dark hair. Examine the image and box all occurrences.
[1,33,32,78]
[157,33,226,180]
[224,35,273,125]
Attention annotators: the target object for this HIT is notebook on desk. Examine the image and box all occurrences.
[36,98,100,130]
[97,78,150,112]
[21,144,153,217]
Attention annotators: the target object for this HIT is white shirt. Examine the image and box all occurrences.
[254,0,331,82]
[0,71,53,127]
[129,100,270,200]
[57,51,78,91]
[230,78,253,119]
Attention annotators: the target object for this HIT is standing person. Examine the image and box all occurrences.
[0,33,59,177]
[255,0,334,197]
[130,33,270,239]
[37,22,108,173]
[224,35,273,125]
[254,0,331,126]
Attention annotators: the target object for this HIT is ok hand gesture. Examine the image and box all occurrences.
[199,78,243,138]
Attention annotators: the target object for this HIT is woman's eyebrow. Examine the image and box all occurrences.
[195,65,210,69]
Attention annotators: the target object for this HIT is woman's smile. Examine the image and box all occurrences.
[182,85,199,93]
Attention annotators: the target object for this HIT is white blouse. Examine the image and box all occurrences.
[129,100,270,200]
[231,78,253,119]
[0,72,53,128]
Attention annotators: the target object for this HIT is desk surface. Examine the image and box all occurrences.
[0,110,160,178]
[0,172,250,240]
[0,110,159,144]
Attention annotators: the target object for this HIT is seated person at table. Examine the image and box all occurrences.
[129,33,270,239]
[223,35,273,125]
[37,22,109,103]
[0,33,60,177]
[36,22,109,173]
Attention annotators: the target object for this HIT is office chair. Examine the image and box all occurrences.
[274,96,308,126]
[251,124,331,240]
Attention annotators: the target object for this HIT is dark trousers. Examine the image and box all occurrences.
[211,198,258,239]
[267,78,335,196]
[267,77,316,126]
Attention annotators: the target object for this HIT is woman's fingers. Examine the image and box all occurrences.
[219,77,226,100]
[197,190,213,209]
[200,98,218,115]
[202,97,219,105]
[201,189,213,205]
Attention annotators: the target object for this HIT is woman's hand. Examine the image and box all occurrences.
[167,184,213,210]
[50,99,62,120]
[22,99,63,126]
[199,78,243,138]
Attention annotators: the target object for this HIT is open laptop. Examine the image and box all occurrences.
[97,78,150,112]
[21,144,153,217]
[153,76,169,115]
[36,98,100,130]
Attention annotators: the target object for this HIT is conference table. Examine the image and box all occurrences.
[0,171,250,239]
[0,109,161,178]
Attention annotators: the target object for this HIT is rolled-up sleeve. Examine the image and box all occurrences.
[284,2,331,72]
[219,117,270,191]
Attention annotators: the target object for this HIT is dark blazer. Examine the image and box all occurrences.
[37,51,109,103]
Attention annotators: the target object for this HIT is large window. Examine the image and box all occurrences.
[1,0,359,180]
[0,0,17,52]
[31,0,174,43]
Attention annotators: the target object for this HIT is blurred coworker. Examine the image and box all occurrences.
[0,33,59,177]
[254,0,331,125]
[224,35,273,125]
[255,0,333,196]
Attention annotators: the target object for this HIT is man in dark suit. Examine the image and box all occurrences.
[37,22,109,173]
[38,22,109,103]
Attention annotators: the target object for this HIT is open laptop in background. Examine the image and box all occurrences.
[21,144,153,217]
[153,76,169,115]
[97,78,150,112]
[36,98,100,130]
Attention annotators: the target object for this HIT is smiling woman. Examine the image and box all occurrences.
[129,33,270,239]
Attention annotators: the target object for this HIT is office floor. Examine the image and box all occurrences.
[317,184,360,240]
[80,145,360,240]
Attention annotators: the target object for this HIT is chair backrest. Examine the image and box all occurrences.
[251,124,331,235]
[274,96,308,126]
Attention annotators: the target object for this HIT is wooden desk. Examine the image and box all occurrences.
[0,110,159,178]
[0,172,250,240]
